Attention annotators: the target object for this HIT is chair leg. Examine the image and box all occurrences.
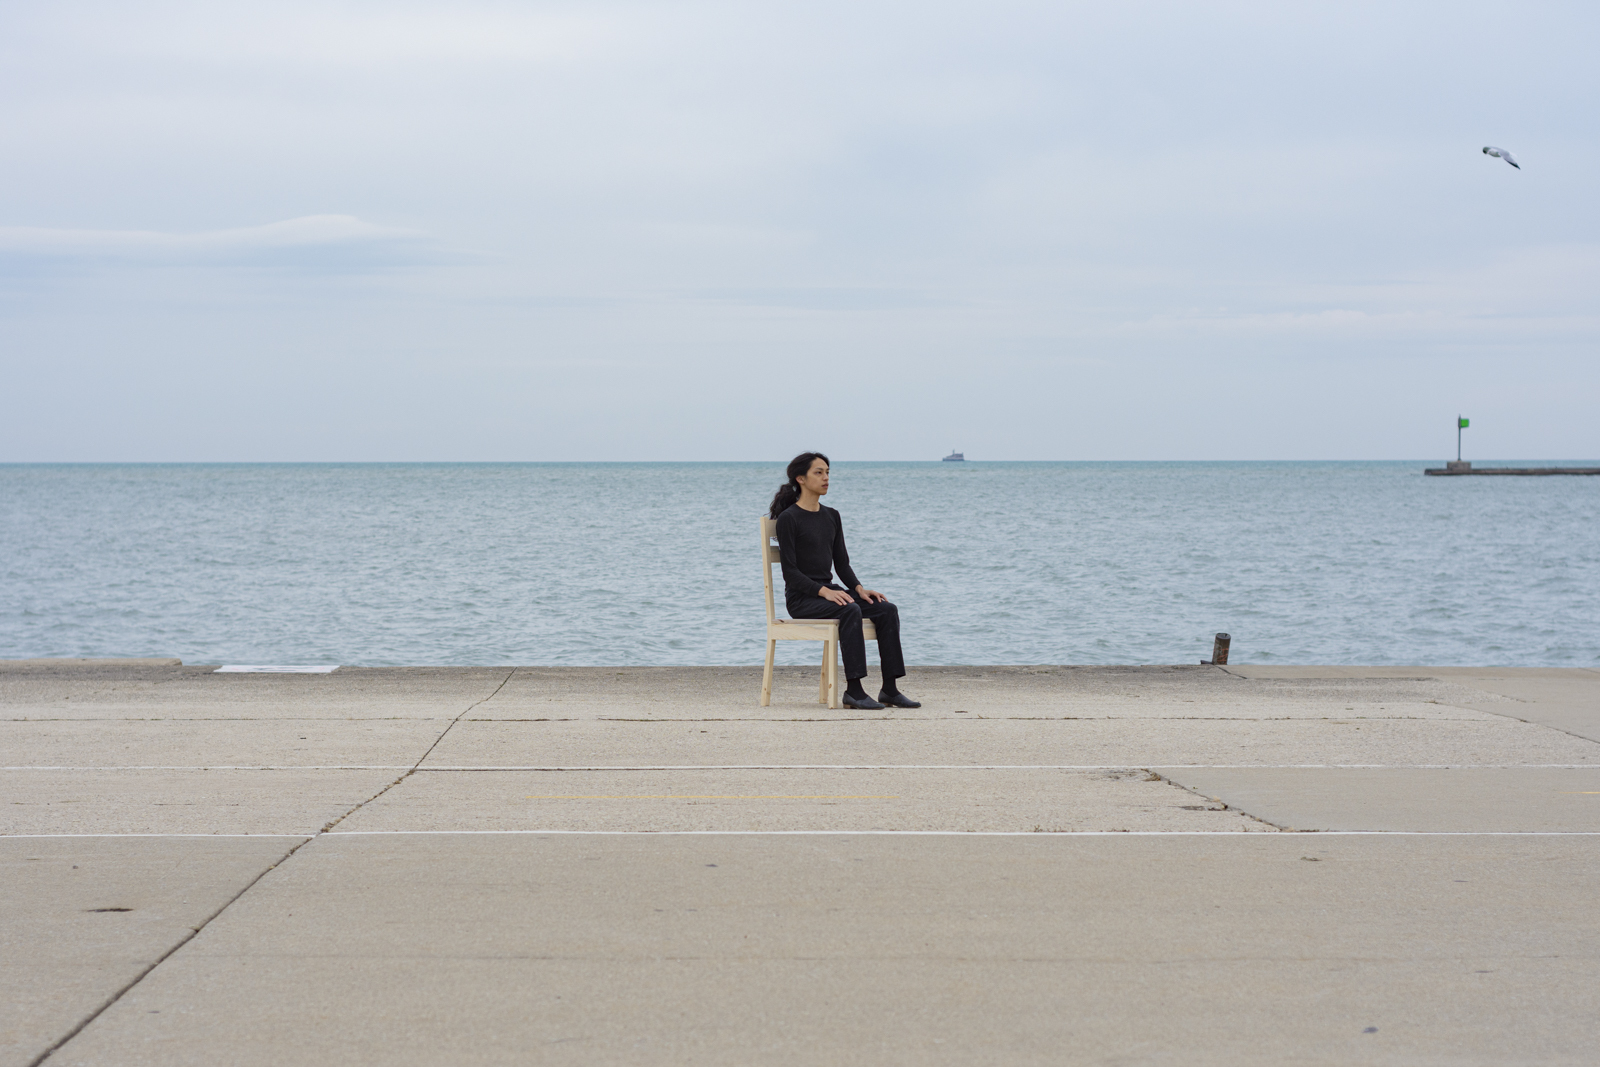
[761,640,775,707]
[818,641,829,705]
[828,638,840,709]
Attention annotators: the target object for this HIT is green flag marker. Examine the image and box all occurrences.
[1459,417,1469,428]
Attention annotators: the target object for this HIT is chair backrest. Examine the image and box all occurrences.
[760,516,781,624]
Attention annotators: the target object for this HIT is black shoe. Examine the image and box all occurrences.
[842,692,885,710]
[878,690,921,708]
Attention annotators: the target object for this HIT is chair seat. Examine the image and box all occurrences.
[769,618,877,640]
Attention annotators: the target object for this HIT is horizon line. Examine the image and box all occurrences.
[6,458,1599,467]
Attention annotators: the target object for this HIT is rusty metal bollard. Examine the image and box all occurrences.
[1210,633,1231,665]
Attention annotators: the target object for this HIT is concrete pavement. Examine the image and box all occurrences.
[3,661,1597,1065]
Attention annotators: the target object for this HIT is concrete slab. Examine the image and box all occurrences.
[0,719,447,768]
[48,834,1600,1066]
[487,663,1245,703]
[2,704,476,724]
[1,703,469,723]
[1225,666,1598,680]
[0,665,514,717]
[0,835,301,1067]
[423,715,1600,769]
[1,664,1550,723]
[0,770,400,835]
[1228,666,1600,741]
[0,670,207,710]
[0,658,183,668]
[1438,675,1600,744]
[473,665,1532,719]
[1164,767,1600,831]
[334,767,1273,833]
[9,665,1600,1064]
[473,695,1514,723]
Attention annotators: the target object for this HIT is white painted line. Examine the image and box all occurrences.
[410,763,1600,771]
[1,833,311,839]
[1,766,411,771]
[5,764,1599,772]
[7,830,1600,838]
[7,830,1600,839]
[214,665,340,673]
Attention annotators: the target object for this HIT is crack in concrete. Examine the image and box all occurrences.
[25,834,311,1067]
[318,668,519,835]
[26,668,519,1066]
[1143,769,1288,832]
[1433,700,1600,748]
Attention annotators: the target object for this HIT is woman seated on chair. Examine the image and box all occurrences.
[769,451,920,711]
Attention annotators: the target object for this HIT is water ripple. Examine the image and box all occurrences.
[1,461,1597,667]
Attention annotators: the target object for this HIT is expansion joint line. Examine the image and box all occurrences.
[28,669,519,1067]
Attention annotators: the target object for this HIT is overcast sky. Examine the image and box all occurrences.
[2,1,1595,461]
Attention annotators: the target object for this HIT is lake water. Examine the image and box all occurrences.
[2,462,1597,668]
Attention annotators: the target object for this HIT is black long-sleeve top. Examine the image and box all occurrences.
[775,503,861,601]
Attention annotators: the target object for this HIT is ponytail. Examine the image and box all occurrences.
[768,482,800,519]
[769,451,830,519]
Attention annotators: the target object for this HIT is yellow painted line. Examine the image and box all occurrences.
[524,794,900,800]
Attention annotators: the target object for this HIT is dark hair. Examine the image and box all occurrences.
[769,452,830,518]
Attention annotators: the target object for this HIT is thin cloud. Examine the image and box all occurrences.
[3,1,1599,460]
[0,215,420,259]
[22,3,629,68]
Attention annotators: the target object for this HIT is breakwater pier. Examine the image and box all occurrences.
[4,659,1598,1064]
[1425,460,1600,476]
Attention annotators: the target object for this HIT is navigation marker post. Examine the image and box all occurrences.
[1427,414,1600,474]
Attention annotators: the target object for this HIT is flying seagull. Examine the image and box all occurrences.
[1482,146,1520,169]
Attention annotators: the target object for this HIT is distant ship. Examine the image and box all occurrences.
[942,450,965,462]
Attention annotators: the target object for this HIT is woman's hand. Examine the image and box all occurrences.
[855,586,886,603]
[818,587,853,606]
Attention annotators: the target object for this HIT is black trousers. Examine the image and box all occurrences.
[786,585,906,682]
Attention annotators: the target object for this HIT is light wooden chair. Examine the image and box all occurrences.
[760,516,876,709]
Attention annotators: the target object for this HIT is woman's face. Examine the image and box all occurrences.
[797,459,830,497]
